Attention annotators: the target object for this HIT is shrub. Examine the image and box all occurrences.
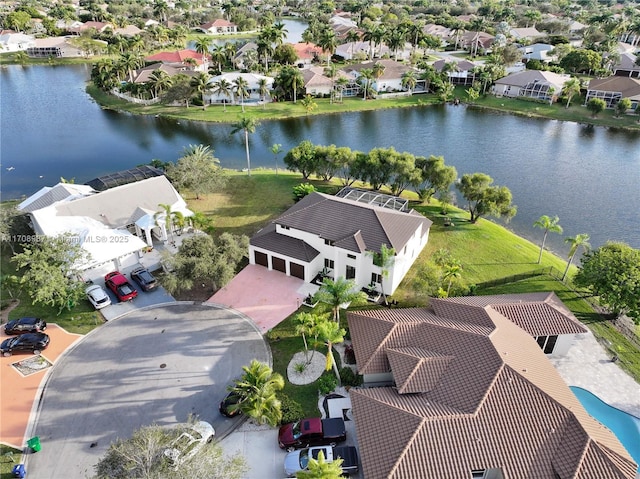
[292,183,316,202]
[339,367,362,387]
[317,373,338,395]
[278,393,304,424]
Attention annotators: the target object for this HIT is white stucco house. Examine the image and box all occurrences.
[493,70,570,102]
[204,72,274,105]
[249,189,432,297]
[18,168,192,277]
[519,43,556,63]
[197,19,238,35]
[0,31,35,52]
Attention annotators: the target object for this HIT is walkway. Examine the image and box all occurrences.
[209,264,317,333]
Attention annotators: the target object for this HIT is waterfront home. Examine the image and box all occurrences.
[290,42,325,68]
[249,189,431,297]
[144,49,210,72]
[585,76,640,111]
[196,19,237,35]
[493,70,570,102]
[0,31,34,52]
[343,59,415,94]
[433,59,477,86]
[348,294,637,479]
[301,67,334,97]
[204,72,274,105]
[26,37,93,58]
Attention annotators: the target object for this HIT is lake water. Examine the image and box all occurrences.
[1,64,639,257]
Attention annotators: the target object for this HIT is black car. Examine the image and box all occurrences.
[219,391,243,418]
[4,317,47,335]
[130,267,158,292]
[1,332,50,357]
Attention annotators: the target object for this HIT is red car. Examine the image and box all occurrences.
[104,271,138,302]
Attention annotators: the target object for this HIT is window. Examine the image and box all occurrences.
[324,259,334,270]
[281,225,290,230]
[536,335,558,354]
[371,273,382,284]
[347,254,356,259]
[324,239,335,246]
[471,471,486,478]
[346,265,356,280]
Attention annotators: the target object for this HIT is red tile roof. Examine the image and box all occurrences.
[144,49,209,65]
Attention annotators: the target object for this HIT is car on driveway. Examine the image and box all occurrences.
[86,284,112,310]
[163,421,215,467]
[4,317,47,335]
[284,445,359,477]
[219,390,243,418]
[130,267,158,292]
[1,332,50,357]
[278,417,347,451]
[105,271,138,302]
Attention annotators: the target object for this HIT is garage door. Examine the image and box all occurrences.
[254,251,268,267]
[272,257,286,273]
[290,262,305,280]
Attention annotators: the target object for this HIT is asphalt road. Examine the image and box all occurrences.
[24,302,270,479]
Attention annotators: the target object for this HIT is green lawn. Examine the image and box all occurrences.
[0,445,22,479]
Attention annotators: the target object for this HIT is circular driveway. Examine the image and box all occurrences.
[25,302,270,479]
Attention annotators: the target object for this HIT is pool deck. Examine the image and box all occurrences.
[551,331,640,419]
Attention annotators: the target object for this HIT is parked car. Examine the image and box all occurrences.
[163,421,215,467]
[4,317,47,335]
[85,284,112,310]
[1,332,50,357]
[219,390,243,418]
[284,445,359,477]
[278,417,347,451]
[130,267,158,292]
[104,271,138,302]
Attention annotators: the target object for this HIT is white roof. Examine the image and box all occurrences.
[209,72,274,88]
[18,183,95,213]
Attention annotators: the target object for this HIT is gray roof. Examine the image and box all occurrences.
[250,223,320,262]
[18,183,95,213]
[267,192,431,255]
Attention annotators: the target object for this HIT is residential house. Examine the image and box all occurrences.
[0,31,34,51]
[329,12,358,40]
[613,52,640,78]
[27,37,86,58]
[519,43,556,63]
[18,168,192,277]
[460,31,495,56]
[433,59,477,86]
[493,70,570,101]
[249,189,431,296]
[144,49,210,72]
[128,62,191,84]
[585,76,640,111]
[335,41,390,61]
[290,42,324,68]
[509,27,546,42]
[114,25,143,37]
[347,293,637,479]
[423,23,451,43]
[233,41,258,69]
[204,72,274,104]
[197,19,237,35]
[301,67,333,97]
[343,59,414,94]
[69,21,114,34]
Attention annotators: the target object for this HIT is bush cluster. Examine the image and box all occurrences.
[339,367,363,387]
[278,393,304,425]
[317,373,338,395]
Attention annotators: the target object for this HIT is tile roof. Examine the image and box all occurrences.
[271,192,431,255]
[347,295,636,479]
[145,49,209,65]
[250,223,320,262]
[495,69,571,88]
[588,76,640,98]
[343,59,414,80]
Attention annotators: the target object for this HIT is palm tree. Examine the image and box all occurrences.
[324,64,337,103]
[296,450,344,479]
[194,36,211,57]
[345,29,360,58]
[212,78,232,111]
[335,76,349,103]
[317,27,338,65]
[228,360,284,426]
[533,215,563,264]
[233,75,250,112]
[256,37,273,71]
[562,77,582,108]
[257,77,269,108]
[369,244,395,304]
[442,261,463,297]
[314,277,367,322]
[271,143,282,174]
[562,234,590,282]
[315,317,346,384]
[190,71,210,109]
[300,94,317,115]
[271,21,288,46]
[358,68,374,100]
[401,70,417,93]
[230,115,259,176]
[154,203,183,242]
[210,44,226,73]
[147,69,172,99]
[189,211,214,234]
[294,312,320,362]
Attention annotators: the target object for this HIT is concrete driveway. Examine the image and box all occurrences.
[24,302,270,479]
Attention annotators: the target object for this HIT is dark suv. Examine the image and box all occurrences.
[130,267,158,292]
[4,317,47,335]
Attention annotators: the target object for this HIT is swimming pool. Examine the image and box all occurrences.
[570,386,640,470]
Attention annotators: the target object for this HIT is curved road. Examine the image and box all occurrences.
[24,302,270,479]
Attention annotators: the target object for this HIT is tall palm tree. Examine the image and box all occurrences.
[257,77,270,108]
[358,68,374,100]
[314,277,367,322]
[233,75,250,112]
[212,78,232,111]
[372,62,386,91]
[401,70,417,94]
[271,21,288,46]
[315,317,346,384]
[230,115,259,176]
[345,29,360,58]
[271,143,282,174]
[562,234,590,282]
[118,52,143,83]
[190,71,211,109]
[317,27,338,66]
[147,69,172,99]
[335,76,349,103]
[154,203,182,242]
[442,261,463,297]
[194,36,211,57]
[257,37,274,71]
[533,215,563,264]
[562,77,582,108]
[210,44,226,73]
[369,244,395,304]
[294,311,320,362]
[324,64,337,103]
[228,360,284,426]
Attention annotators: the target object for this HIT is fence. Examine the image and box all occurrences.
[111,90,161,105]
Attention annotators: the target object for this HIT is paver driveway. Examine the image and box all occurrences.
[24,302,269,479]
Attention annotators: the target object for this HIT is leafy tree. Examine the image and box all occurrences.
[586,98,606,117]
[284,140,318,179]
[0,202,23,254]
[574,242,640,322]
[166,144,226,199]
[296,449,343,479]
[300,94,318,115]
[560,49,602,74]
[273,43,298,65]
[228,360,284,426]
[12,234,89,314]
[533,215,563,264]
[361,147,397,190]
[163,74,194,108]
[561,77,582,108]
[230,115,259,176]
[94,422,247,479]
[414,155,457,203]
[314,277,367,322]
[562,233,591,281]
[456,173,517,223]
[466,86,480,103]
[615,98,632,118]
[161,233,248,293]
[293,183,316,202]
[5,11,31,32]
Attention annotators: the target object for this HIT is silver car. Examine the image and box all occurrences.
[85,284,112,310]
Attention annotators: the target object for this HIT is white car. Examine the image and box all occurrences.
[163,421,215,467]
[86,284,112,310]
